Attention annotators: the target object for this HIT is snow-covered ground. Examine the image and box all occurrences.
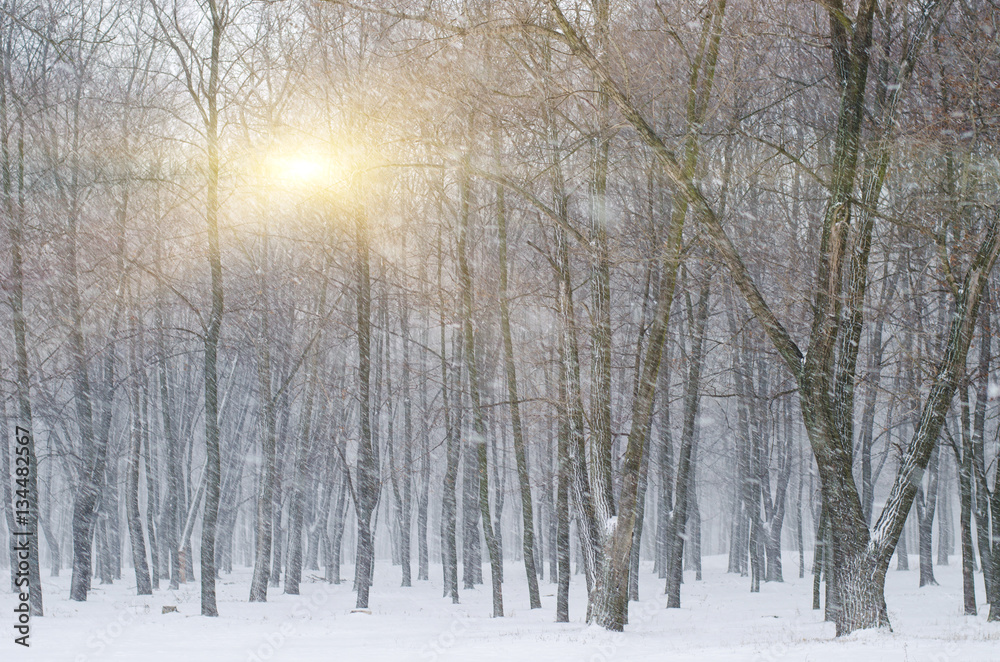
[2,554,998,661]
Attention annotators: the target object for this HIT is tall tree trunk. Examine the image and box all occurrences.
[955,389,977,615]
[439,223,460,603]
[629,261,656,602]
[547,0,960,636]
[286,351,319,596]
[457,142,502,617]
[666,275,710,608]
[916,445,940,587]
[249,238,276,603]
[416,319,431,582]
[399,262,413,588]
[140,363,159,590]
[199,0,225,617]
[937,453,952,566]
[353,204,379,611]
[896,512,910,571]
[971,288,994,604]
[494,130,540,609]
[1,68,42,615]
[555,339,571,622]
[127,291,152,596]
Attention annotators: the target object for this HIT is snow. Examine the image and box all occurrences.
[1,553,997,661]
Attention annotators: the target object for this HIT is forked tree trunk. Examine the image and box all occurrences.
[546,0,964,637]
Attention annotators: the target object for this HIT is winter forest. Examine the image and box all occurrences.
[2,0,1000,659]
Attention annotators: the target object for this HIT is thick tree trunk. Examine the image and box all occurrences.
[547,0,961,637]
[353,206,379,611]
[199,0,225,617]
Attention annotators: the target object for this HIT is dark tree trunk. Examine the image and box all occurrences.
[416,335,431,582]
[462,422,482,589]
[812,508,825,611]
[494,139,540,608]
[1,88,42,613]
[439,225,460,603]
[666,276,710,609]
[249,240,276,603]
[353,206,379,611]
[555,307,572,623]
[285,353,318,596]
[198,0,225,617]
[127,306,152,596]
[141,373,159,590]
[937,453,952,566]
[955,388,977,615]
[399,273,413,588]
[916,445,940,587]
[896,514,909,571]
[457,142,502,617]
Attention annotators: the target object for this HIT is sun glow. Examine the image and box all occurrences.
[276,155,326,184]
[261,139,371,200]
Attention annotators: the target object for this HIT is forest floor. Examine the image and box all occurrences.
[1,552,998,661]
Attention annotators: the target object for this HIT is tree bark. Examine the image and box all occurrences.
[249,239,276,603]
[457,142,503,617]
[127,294,152,596]
[1,69,42,614]
[494,130,540,609]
